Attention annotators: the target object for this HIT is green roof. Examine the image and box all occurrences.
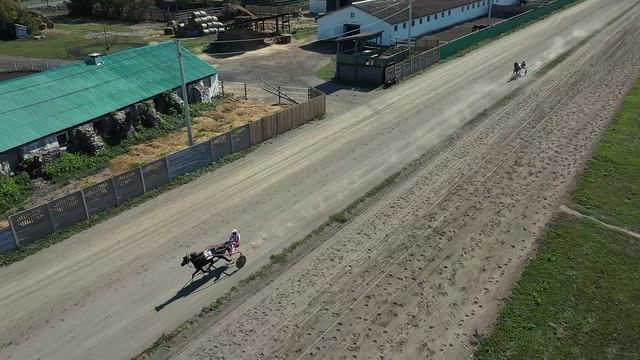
[0,41,218,153]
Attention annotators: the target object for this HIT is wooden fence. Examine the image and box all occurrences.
[0,88,326,253]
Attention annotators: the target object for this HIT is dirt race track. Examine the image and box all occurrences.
[1,1,639,359]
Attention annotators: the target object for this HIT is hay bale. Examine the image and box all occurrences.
[218,4,256,22]
[163,27,174,35]
[38,23,47,30]
[203,29,210,35]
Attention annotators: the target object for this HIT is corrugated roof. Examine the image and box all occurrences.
[353,0,483,25]
[0,41,218,153]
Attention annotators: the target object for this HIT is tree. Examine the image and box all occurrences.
[0,0,40,40]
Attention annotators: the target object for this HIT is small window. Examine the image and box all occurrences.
[434,14,438,20]
[441,11,445,17]
[56,132,69,146]
[461,6,464,12]
[350,12,355,18]
[467,5,470,9]
[427,15,430,21]
[403,22,407,29]
[448,10,451,15]
[411,20,415,26]
[472,3,475,8]
[419,18,423,24]
[394,24,398,31]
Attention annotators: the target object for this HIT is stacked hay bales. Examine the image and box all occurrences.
[187,11,224,36]
[170,11,224,38]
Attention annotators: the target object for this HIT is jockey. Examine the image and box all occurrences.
[225,229,240,255]
[520,60,527,69]
[513,62,520,74]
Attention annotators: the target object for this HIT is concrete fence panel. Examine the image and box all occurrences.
[212,132,233,160]
[167,141,214,179]
[0,87,327,253]
[49,191,88,229]
[84,180,117,216]
[114,169,145,203]
[10,204,54,247]
[141,158,170,192]
[231,124,252,152]
[0,227,17,253]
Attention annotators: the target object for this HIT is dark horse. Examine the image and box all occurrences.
[181,246,231,278]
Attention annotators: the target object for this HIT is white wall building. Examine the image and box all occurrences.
[318,0,519,46]
[310,0,327,13]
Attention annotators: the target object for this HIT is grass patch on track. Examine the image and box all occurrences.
[570,80,640,232]
[476,217,640,359]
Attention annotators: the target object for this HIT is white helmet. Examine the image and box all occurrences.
[231,229,238,234]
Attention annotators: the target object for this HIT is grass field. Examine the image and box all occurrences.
[476,78,640,359]
[571,81,640,232]
[316,59,335,81]
[476,217,640,359]
[0,16,160,59]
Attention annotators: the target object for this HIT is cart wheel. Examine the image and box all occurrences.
[236,255,247,269]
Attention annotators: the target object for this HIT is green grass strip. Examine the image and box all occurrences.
[476,217,640,359]
[571,79,640,232]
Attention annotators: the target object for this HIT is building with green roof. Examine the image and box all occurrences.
[0,41,219,174]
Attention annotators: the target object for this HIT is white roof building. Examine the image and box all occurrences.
[318,0,519,46]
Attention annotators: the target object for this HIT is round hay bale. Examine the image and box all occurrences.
[203,29,210,35]
[191,11,199,19]
[200,23,208,29]
[210,16,218,22]
[163,27,174,35]
[199,11,207,17]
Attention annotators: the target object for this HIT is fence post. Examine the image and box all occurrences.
[30,60,33,71]
[278,86,281,105]
[221,81,225,96]
[111,178,120,206]
[229,131,234,153]
[80,189,90,220]
[46,203,56,231]
[8,216,19,248]
[14,63,18,72]
[139,167,147,193]
[244,82,247,100]
[164,157,171,180]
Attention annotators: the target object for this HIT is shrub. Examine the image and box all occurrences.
[0,0,40,40]
[42,152,110,183]
[0,172,32,215]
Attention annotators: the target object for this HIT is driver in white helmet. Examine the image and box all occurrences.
[226,229,240,256]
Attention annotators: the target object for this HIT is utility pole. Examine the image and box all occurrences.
[175,39,193,146]
[407,0,413,69]
[488,0,493,22]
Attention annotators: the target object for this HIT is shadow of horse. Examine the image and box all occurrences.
[155,265,239,312]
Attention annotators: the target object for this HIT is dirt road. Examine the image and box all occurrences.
[169,5,640,360]
[0,1,636,359]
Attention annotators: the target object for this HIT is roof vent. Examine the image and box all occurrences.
[87,53,103,66]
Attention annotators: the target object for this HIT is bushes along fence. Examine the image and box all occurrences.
[1,88,325,253]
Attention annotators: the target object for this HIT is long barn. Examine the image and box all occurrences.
[318,0,519,46]
[0,41,219,174]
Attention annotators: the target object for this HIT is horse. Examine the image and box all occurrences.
[181,247,231,278]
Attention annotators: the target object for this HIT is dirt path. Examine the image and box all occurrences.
[169,6,640,359]
[0,1,636,359]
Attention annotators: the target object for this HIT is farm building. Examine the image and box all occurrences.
[318,0,519,45]
[310,0,353,14]
[0,41,219,175]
